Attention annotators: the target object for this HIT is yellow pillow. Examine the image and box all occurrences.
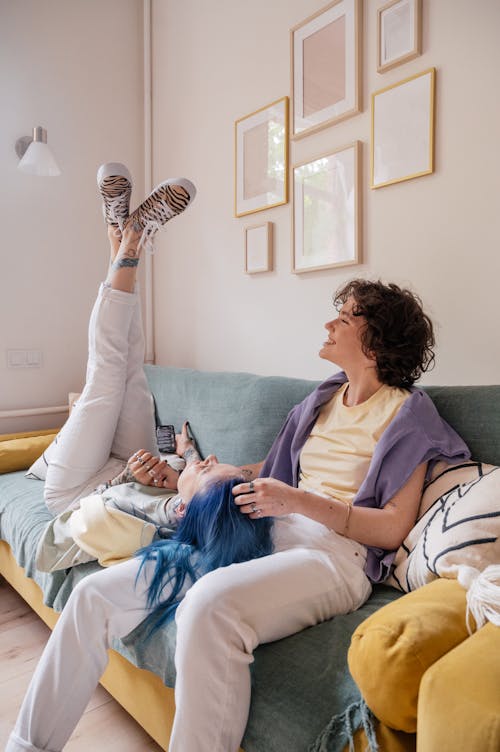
[347,578,474,733]
[0,432,58,474]
[0,428,58,443]
[417,622,500,751]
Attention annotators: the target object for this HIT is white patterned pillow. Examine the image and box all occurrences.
[25,435,58,480]
[387,461,500,592]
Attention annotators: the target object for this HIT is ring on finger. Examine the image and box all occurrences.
[251,503,258,513]
[249,480,255,493]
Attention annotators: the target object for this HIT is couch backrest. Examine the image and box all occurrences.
[145,366,500,467]
[145,365,319,465]
[422,385,500,466]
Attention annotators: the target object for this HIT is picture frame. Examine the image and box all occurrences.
[292,141,361,274]
[290,0,362,140]
[371,68,435,189]
[377,0,422,73]
[244,222,273,274]
[234,96,289,218]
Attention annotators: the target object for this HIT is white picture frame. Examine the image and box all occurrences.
[292,141,361,274]
[291,0,362,139]
[377,0,422,73]
[245,222,273,274]
[371,68,435,189]
[234,97,288,218]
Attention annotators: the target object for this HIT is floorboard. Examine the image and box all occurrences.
[0,577,163,751]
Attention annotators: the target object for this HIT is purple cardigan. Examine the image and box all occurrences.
[260,372,470,583]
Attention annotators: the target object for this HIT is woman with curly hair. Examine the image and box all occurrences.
[7,167,470,752]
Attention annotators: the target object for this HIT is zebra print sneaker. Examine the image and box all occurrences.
[97,162,132,230]
[126,177,196,253]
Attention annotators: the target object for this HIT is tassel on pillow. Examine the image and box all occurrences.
[457,565,500,634]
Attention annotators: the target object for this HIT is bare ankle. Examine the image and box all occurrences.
[107,226,122,263]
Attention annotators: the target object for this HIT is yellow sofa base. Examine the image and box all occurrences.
[1,539,414,752]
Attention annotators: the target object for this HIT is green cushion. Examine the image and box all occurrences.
[423,385,500,466]
[145,365,319,465]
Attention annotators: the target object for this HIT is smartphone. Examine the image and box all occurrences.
[156,424,176,454]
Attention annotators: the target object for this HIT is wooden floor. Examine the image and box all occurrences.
[0,577,164,751]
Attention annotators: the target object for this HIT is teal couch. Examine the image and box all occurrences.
[1,366,499,752]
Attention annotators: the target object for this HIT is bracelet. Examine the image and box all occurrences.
[343,503,352,535]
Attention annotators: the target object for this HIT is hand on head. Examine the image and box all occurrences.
[232,477,297,519]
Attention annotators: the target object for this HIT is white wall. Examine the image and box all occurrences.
[0,0,145,432]
[150,0,500,384]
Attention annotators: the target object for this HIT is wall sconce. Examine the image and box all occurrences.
[15,126,61,176]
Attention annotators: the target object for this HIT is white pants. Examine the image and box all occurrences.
[6,522,371,752]
[44,284,157,515]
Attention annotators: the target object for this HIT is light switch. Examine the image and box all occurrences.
[6,349,43,368]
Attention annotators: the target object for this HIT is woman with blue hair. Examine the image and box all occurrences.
[7,166,470,752]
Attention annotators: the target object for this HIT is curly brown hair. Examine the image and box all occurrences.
[334,279,435,388]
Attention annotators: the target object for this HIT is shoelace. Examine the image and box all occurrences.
[137,198,178,255]
[457,564,500,634]
[106,194,130,230]
[138,219,162,255]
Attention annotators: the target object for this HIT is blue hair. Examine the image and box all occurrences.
[136,476,273,631]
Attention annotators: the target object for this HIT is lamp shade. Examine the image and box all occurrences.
[17,127,61,176]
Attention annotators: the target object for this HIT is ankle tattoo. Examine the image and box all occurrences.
[112,256,139,270]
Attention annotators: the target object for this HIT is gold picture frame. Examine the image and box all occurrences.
[377,0,422,73]
[234,97,289,218]
[292,141,361,274]
[371,68,435,189]
[290,0,362,140]
[244,222,273,274]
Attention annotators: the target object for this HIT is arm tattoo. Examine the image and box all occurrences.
[240,467,256,480]
[184,446,202,464]
[94,464,135,492]
[109,465,136,486]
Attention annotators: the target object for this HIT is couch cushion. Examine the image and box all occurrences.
[145,365,319,466]
[423,386,500,467]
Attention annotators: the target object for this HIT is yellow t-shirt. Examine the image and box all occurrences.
[299,382,409,505]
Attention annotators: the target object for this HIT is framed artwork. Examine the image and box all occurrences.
[290,0,362,139]
[244,222,273,274]
[292,141,361,274]
[371,68,435,189]
[377,0,422,73]
[234,97,288,217]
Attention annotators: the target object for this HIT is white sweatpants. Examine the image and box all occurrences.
[44,284,157,515]
[6,522,371,752]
